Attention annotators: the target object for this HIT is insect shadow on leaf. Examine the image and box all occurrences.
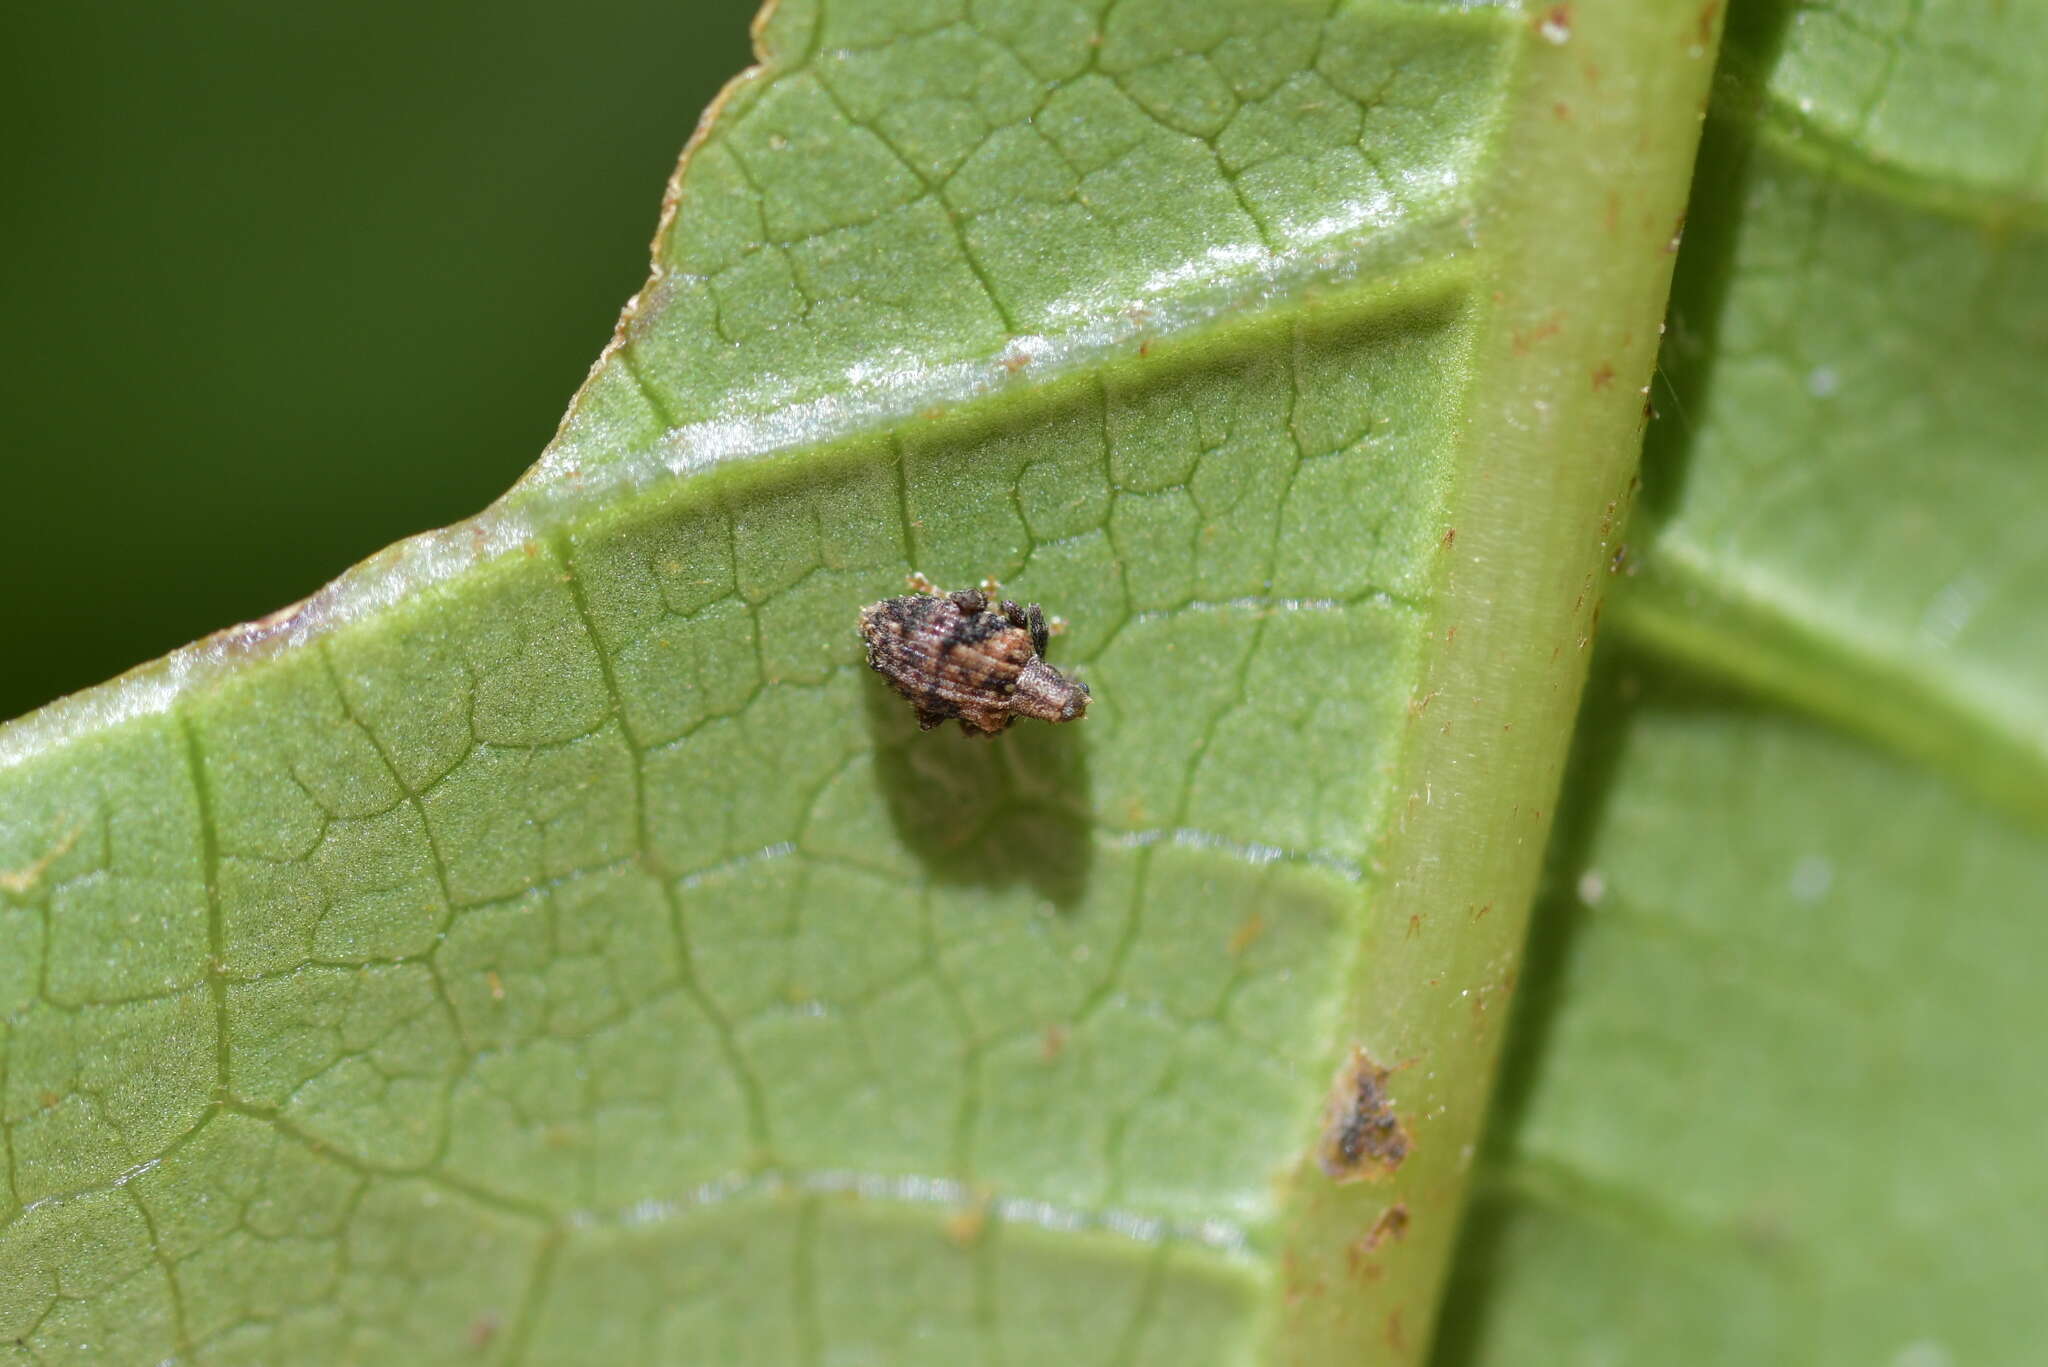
[861,610,1094,909]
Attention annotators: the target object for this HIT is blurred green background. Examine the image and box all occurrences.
[1,0,759,722]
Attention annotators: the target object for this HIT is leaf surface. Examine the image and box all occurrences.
[0,1,1717,1363]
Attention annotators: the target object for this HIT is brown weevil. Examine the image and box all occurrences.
[858,573,1090,736]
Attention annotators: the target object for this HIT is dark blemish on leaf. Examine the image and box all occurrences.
[1347,1201,1410,1277]
[1440,527,1456,549]
[859,573,1090,736]
[1365,1201,1410,1252]
[1591,362,1615,390]
[1317,1049,1411,1183]
[1666,213,1687,252]
[1535,3,1572,45]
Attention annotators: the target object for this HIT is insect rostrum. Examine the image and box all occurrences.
[858,575,1090,736]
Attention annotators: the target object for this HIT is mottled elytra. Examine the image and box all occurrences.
[858,573,1090,736]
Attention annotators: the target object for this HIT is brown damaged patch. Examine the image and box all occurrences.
[1347,1201,1412,1281]
[1365,1201,1410,1251]
[1316,1048,1411,1182]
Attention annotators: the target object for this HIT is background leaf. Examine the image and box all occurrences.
[1441,2,2048,1362]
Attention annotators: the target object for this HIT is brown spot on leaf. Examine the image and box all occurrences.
[0,824,81,896]
[1227,913,1266,957]
[1346,1204,1409,1281]
[1317,1049,1411,1182]
[1364,1202,1410,1253]
[1590,362,1615,391]
[1040,1023,1068,1062]
[945,1195,990,1248]
[1511,316,1562,353]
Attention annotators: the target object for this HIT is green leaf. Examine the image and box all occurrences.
[1440,2,2048,1362]
[0,1,1717,1362]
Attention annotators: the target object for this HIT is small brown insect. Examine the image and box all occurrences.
[858,573,1090,735]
